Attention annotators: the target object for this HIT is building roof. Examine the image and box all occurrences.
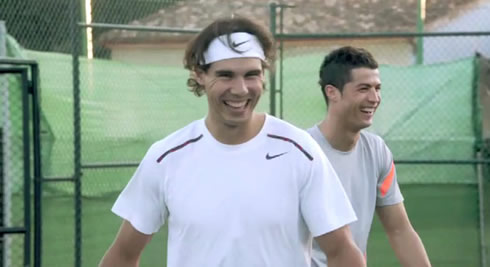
[98,0,483,46]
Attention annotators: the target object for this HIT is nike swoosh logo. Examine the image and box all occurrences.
[265,152,288,160]
[232,40,248,48]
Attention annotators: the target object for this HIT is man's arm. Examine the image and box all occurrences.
[99,220,153,267]
[315,225,366,267]
[376,203,431,267]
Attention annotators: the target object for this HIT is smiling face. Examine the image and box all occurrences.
[328,67,381,132]
[196,57,265,130]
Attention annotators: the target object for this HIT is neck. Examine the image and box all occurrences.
[205,113,265,145]
[318,114,360,152]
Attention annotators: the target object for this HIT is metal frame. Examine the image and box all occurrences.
[274,31,490,40]
[0,66,31,267]
[70,1,82,265]
[0,58,42,267]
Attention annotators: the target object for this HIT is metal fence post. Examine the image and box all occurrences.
[269,2,277,116]
[276,3,294,119]
[71,0,83,266]
[477,54,490,267]
[0,127,3,267]
[416,0,425,64]
[31,63,42,267]
[0,20,5,267]
[20,68,31,267]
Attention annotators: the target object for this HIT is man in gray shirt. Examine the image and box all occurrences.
[308,46,431,267]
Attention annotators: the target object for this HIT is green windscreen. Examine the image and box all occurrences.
[281,53,477,184]
[22,49,483,267]
[29,51,478,194]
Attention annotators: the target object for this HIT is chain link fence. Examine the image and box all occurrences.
[0,23,22,267]
[0,21,31,266]
[1,0,490,266]
[0,72,26,267]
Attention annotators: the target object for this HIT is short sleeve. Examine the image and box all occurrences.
[111,144,168,235]
[300,143,357,237]
[376,143,404,206]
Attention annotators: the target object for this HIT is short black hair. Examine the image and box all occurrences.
[319,46,378,105]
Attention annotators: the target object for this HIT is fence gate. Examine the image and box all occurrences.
[0,58,42,267]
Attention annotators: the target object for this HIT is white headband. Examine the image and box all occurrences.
[202,32,265,65]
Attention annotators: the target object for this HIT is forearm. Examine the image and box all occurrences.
[327,245,366,267]
[99,247,140,267]
[99,221,152,267]
[388,228,431,267]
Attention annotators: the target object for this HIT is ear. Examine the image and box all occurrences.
[193,69,205,86]
[325,85,340,103]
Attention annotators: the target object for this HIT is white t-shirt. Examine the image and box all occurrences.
[112,114,357,267]
[308,125,404,267]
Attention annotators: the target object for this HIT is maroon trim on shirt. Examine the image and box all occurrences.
[267,134,313,161]
[156,134,203,163]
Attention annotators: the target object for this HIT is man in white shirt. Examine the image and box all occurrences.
[99,17,365,267]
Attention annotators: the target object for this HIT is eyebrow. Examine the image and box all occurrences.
[215,70,233,76]
[356,82,381,88]
[214,68,262,76]
[245,69,262,75]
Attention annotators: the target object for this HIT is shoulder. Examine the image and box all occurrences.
[266,116,318,145]
[359,130,389,151]
[359,130,394,173]
[147,120,205,163]
[265,115,323,161]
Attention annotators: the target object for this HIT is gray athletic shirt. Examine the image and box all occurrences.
[307,125,404,267]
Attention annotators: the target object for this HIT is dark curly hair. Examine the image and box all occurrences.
[183,16,275,96]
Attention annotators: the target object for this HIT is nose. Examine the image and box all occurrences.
[368,88,381,103]
[230,77,248,95]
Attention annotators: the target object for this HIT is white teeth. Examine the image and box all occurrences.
[225,100,247,108]
[361,108,375,114]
